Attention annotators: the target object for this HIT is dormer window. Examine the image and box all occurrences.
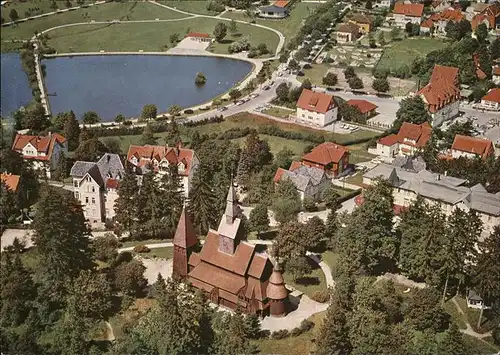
[178,163,185,172]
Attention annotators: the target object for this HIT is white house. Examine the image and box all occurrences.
[450,135,494,160]
[70,153,125,227]
[273,161,330,201]
[295,89,338,127]
[428,8,466,35]
[11,132,67,179]
[417,64,460,126]
[466,290,491,310]
[392,2,424,28]
[258,0,290,18]
[185,32,213,43]
[127,143,199,197]
[336,22,360,43]
[493,66,500,85]
[375,122,432,158]
[480,88,500,111]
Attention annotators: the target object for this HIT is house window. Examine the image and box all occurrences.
[74,192,79,199]
[85,197,89,204]
[92,198,95,204]
[92,186,95,193]
[74,180,78,187]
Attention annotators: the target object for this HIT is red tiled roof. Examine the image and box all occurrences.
[418,65,460,113]
[493,66,500,76]
[393,2,424,17]
[273,0,289,7]
[105,179,119,189]
[297,89,336,114]
[346,99,378,114]
[355,194,406,215]
[377,122,431,148]
[302,142,348,165]
[431,0,443,8]
[431,8,465,22]
[350,13,373,24]
[289,161,303,171]
[173,207,198,249]
[471,4,500,29]
[451,135,494,159]
[421,18,434,28]
[127,144,196,176]
[12,133,66,161]
[337,22,360,35]
[482,88,500,103]
[429,64,459,83]
[0,173,20,192]
[273,167,287,183]
[186,32,210,38]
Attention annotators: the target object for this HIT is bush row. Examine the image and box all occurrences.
[257,125,325,144]
[338,188,362,203]
[270,319,315,339]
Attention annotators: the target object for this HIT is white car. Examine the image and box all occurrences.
[250,94,259,99]
[236,101,244,106]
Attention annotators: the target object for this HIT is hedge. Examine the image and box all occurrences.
[338,188,362,203]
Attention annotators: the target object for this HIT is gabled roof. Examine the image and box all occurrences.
[451,135,494,159]
[127,144,196,176]
[70,153,125,189]
[337,22,360,35]
[273,0,289,7]
[430,8,465,23]
[0,173,20,192]
[421,18,434,28]
[186,32,210,38]
[417,65,460,112]
[393,2,424,17]
[430,64,459,83]
[273,162,326,192]
[350,13,373,24]
[297,89,336,114]
[346,99,378,114]
[173,206,198,249]
[12,133,66,161]
[377,122,432,148]
[302,142,348,165]
[482,88,500,103]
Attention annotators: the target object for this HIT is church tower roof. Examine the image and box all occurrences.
[224,181,239,224]
[173,206,198,249]
[266,263,288,300]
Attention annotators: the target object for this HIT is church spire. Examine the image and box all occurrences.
[173,205,198,249]
[224,178,239,224]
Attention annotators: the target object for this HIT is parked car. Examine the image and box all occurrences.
[236,100,245,106]
[250,93,259,98]
[218,106,228,112]
[263,85,270,90]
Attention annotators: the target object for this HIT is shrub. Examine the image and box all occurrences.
[311,289,330,303]
[183,109,194,114]
[271,329,289,339]
[133,245,150,253]
[91,233,119,262]
[290,327,303,337]
[299,319,315,332]
[303,197,317,212]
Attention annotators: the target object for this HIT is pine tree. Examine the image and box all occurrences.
[0,180,19,226]
[165,121,181,146]
[215,311,253,355]
[114,164,138,237]
[32,186,93,303]
[135,172,160,239]
[188,165,218,235]
[63,110,80,151]
[160,164,185,236]
[437,322,472,355]
[53,152,68,181]
[249,204,269,236]
[140,124,157,145]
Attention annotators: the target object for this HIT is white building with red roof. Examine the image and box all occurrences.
[185,32,213,43]
[417,64,460,126]
[428,8,466,34]
[11,132,67,178]
[295,89,338,127]
[126,143,199,196]
[451,135,495,160]
[346,99,378,118]
[391,2,424,28]
[301,142,349,177]
[375,122,432,158]
[480,88,500,111]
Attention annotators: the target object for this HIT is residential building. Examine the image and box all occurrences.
[473,54,487,80]
[349,14,373,34]
[126,144,199,197]
[173,185,288,317]
[471,3,500,31]
[480,88,500,111]
[450,135,494,159]
[258,0,290,18]
[379,0,395,8]
[417,64,460,126]
[295,89,338,127]
[301,142,349,178]
[375,122,432,158]
[185,32,213,43]
[420,18,434,33]
[362,163,500,234]
[493,66,500,85]
[430,0,450,13]
[70,153,125,226]
[273,161,330,201]
[0,173,20,192]
[336,22,360,43]
[429,8,466,34]
[466,290,491,310]
[392,2,424,28]
[346,99,378,118]
[11,132,67,178]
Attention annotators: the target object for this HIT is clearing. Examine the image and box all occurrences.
[159,0,220,15]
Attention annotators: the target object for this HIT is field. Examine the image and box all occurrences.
[375,37,450,73]
[135,247,173,259]
[262,106,294,118]
[0,0,93,21]
[160,0,219,15]
[0,1,186,42]
[43,17,279,54]
[222,3,319,47]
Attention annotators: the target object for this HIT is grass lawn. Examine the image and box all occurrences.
[348,143,376,164]
[262,106,294,118]
[222,3,319,47]
[1,1,187,42]
[1,0,93,21]
[232,134,310,157]
[45,18,279,54]
[252,311,326,355]
[344,171,364,186]
[463,335,500,354]
[120,238,168,248]
[443,298,468,330]
[282,257,327,298]
[455,296,497,333]
[109,298,156,339]
[297,63,330,86]
[375,37,449,73]
[160,0,219,15]
[321,251,339,269]
[135,247,173,259]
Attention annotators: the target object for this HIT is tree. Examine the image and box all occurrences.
[215,311,253,355]
[301,78,312,90]
[344,66,356,80]
[244,313,261,339]
[159,164,185,236]
[81,111,100,125]
[491,38,500,60]
[103,137,122,154]
[32,187,93,303]
[323,185,341,211]
[275,82,290,102]
[274,146,293,169]
[114,164,138,236]
[286,256,312,281]
[169,32,180,44]
[140,124,157,145]
[0,181,19,226]
[113,260,147,296]
[22,104,48,132]
[288,58,300,72]
[9,9,18,22]
[372,77,390,93]
[115,113,125,123]
[393,96,431,130]
[475,23,488,43]
[271,179,301,225]
[213,22,227,42]
[73,137,109,162]
[188,165,218,235]
[229,20,238,33]
[168,104,182,118]
[302,216,325,250]
[405,22,413,35]
[63,110,80,151]
[91,233,118,262]
[257,43,268,55]
[365,0,372,9]
[249,204,269,236]
[377,30,386,46]
[322,72,338,86]
[473,226,500,328]
[53,152,69,181]
[437,322,472,355]
[405,287,449,332]
[195,72,207,85]
[141,104,157,120]
[272,221,305,261]
[390,27,401,41]
[348,76,364,90]
[229,88,242,100]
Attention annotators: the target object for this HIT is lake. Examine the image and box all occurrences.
[42,55,253,121]
[1,53,33,117]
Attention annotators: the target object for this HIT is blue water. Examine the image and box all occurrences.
[42,55,252,121]
[1,53,33,117]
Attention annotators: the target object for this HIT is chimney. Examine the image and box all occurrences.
[107,154,111,163]
[436,174,441,181]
